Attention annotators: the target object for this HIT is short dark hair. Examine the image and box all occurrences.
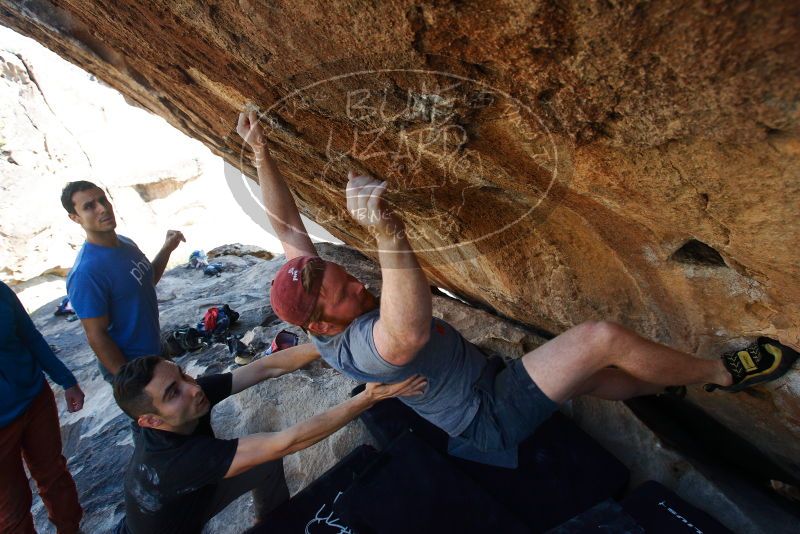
[113,356,164,419]
[61,180,100,214]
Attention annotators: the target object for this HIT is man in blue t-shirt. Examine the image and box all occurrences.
[62,181,185,382]
[234,111,798,463]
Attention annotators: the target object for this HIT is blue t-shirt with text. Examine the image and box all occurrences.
[66,236,160,363]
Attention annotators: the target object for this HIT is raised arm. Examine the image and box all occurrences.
[236,111,318,260]
[151,230,186,284]
[230,342,320,394]
[225,375,426,478]
[346,174,433,366]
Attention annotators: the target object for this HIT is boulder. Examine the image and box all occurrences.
[2,1,797,481]
[6,0,800,524]
[207,243,274,261]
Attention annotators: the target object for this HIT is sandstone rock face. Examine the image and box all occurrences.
[3,0,798,489]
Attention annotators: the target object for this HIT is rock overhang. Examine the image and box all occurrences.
[2,0,798,490]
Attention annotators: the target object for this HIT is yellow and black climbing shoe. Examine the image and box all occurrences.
[705,337,799,393]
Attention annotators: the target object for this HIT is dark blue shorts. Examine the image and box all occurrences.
[458,357,559,452]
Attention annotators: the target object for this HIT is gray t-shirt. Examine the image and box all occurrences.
[311,309,487,436]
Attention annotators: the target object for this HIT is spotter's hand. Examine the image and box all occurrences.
[365,374,428,401]
[162,230,186,253]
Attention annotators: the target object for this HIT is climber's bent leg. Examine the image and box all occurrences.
[521,321,731,404]
[572,368,665,401]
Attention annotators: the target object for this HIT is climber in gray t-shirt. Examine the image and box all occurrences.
[312,308,486,437]
[237,111,795,460]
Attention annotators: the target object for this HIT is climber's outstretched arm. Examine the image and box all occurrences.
[230,342,320,394]
[236,111,318,260]
[346,174,433,367]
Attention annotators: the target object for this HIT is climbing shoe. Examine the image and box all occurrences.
[227,334,254,365]
[705,337,799,392]
[171,326,204,352]
[161,330,186,357]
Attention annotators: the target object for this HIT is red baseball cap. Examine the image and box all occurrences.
[270,256,327,326]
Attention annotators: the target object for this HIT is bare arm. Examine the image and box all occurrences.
[236,111,317,260]
[151,249,169,284]
[151,230,185,284]
[80,315,128,375]
[374,228,432,365]
[346,175,432,366]
[225,375,426,478]
[230,343,320,394]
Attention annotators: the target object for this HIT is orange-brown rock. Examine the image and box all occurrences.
[2,1,798,479]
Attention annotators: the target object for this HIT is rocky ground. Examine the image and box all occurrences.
[28,243,797,533]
